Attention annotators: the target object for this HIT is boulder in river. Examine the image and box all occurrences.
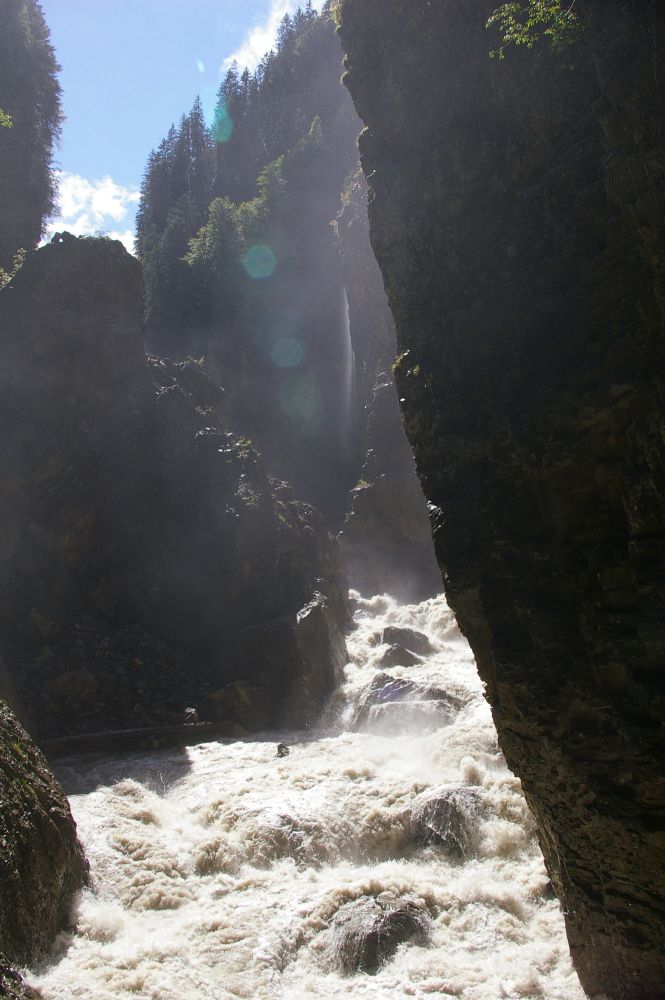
[332,895,431,974]
[377,643,422,668]
[410,787,483,859]
[350,672,462,732]
[372,626,434,657]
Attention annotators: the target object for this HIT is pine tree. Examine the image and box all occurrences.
[0,0,62,267]
[186,97,213,222]
[138,4,359,362]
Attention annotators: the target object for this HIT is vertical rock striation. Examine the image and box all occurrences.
[338,1,665,996]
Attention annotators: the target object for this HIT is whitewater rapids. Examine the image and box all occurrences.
[27,593,585,999]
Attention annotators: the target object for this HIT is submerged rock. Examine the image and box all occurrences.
[332,895,430,974]
[411,787,482,858]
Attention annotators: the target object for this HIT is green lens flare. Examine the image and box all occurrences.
[270,337,304,369]
[212,101,234,144]
[242,244,277,280]
[278,374,321,424]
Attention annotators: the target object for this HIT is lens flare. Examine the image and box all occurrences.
[211,100,234,144]
[270,337,304,369]
[196,59,206,75]
[254,309,307,369]
[278,373,321,424]
[242,244,277,280]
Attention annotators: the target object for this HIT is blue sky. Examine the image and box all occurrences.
[40,0,300,250]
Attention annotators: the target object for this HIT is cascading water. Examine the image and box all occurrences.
[27,593,585,999]
[338,287,356,461]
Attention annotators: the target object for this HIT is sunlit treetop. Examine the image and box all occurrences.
[0,0,62,267]
[487,1,582,60]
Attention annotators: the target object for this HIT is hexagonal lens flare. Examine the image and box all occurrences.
[242,244,277,279]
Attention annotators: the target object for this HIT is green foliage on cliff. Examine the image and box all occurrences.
[0,109,12,128]
[0,0,62,268]
[137,4,357,359]
[0,249,27,290]
[487,1,581,59]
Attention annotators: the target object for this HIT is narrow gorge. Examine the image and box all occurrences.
[0,1,663,997]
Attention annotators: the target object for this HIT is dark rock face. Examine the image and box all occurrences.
[212,590,348,729]
[377,643,421,668]
[337,175,441,601]
[0,700,87,971]
[338,1,665,996]
[0,963,41,1000]
[332,895,430,974]
[0,236,348,738]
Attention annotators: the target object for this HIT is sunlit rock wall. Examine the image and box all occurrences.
[338,1,665,996]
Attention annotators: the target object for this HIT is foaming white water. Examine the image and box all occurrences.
[27,593,585,999]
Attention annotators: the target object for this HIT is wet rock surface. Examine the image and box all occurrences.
[0,700,87,982]
[0,962,41,1000]
[332,895,431,974]
[374,626,434,657]
[410,787,483,859]
[0,237,348,739]
[377,643,421,668]
[350,671,461,733]
[338,2,665,995]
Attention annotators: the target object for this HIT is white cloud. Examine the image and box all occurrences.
[45,171,140,255]
[221,0,297,74]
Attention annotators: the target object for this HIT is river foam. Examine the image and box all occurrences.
[27,593,585,999]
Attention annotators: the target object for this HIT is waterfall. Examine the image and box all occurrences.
[27,593,584,999]
[339,287,355,461]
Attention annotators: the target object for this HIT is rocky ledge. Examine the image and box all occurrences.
[338,1,665,997]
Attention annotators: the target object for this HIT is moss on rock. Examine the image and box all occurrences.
[0,699,87,979]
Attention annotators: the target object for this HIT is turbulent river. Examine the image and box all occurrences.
[27,593,585,1000]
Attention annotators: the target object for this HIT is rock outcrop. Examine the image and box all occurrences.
[0,699,87,989]
[338,2,665,997]
[0,236,348,738]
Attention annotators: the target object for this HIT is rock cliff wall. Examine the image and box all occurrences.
[0,236,348,739]
[338,2,665,996]
[0,699,87,993]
